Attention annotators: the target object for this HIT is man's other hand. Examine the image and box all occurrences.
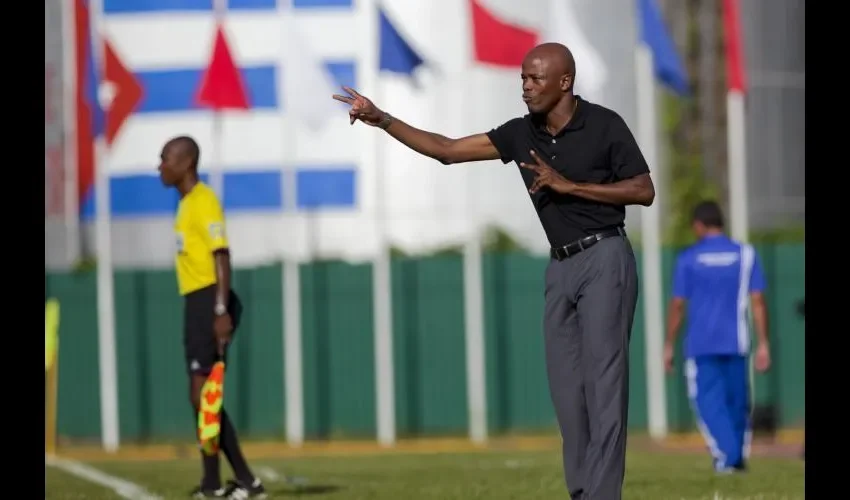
[520,150,577,195]
[332,86,384,126]
[213,314,233,355]
[754,342,771,373]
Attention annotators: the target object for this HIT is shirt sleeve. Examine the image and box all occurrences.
[749,249,767,293]
[671,253,689,299]
[485,117,524,164]
[607,112,651,180]
[194,192,229,252]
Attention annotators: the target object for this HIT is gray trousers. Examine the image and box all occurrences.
[544,235,639,500]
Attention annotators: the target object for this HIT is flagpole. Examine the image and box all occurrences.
[61,0,80,268]
[462,193,486,444]
[279,0,305,448]
[370,0,396,448]
[727,92,748,242]
[722,0,749,243]
[635,41,667,440]
[89,0,120,452]
[460,69,486,444]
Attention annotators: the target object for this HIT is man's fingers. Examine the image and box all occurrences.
[519,162,538,172]
[529,149,551,168]
[529,176,546,193]
[342,86,363,99]
[332,94,354,104]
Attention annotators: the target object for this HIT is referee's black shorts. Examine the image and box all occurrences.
[183,285,243,376]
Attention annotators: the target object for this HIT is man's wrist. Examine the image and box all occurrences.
[214,302,227,316]
[377,111,393,130]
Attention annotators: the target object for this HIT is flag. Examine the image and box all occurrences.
[196,24,250,110]
[469,0,537,67]
[543,0,608,98]
[637,0,689,95]
[721,0,746,93]
[86,0,361,266]
[75,0,103,213]
[103,41,144,143]
[76,0,143,218]
[83,1,356,224]
[378,7,424,76]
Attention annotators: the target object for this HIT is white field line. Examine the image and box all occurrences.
[256,466,281,482]
[46,454,162,500]
[256,465,309,486]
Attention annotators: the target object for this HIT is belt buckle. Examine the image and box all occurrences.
[553,246,569,261]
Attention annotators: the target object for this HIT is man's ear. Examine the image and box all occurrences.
[561,74,573,92]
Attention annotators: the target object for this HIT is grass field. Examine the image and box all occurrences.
[46,438,804,500]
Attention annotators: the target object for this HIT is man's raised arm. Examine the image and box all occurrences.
[332,86,501,165]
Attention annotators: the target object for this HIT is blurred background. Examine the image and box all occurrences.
[45,0,804,455]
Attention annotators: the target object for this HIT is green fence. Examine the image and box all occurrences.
[47,245,805,443]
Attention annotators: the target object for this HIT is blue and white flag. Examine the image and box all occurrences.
[93,0,364,265]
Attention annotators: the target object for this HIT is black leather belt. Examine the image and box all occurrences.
[550,227,626,261]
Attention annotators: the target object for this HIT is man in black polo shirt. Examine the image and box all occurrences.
[333,43,654,500]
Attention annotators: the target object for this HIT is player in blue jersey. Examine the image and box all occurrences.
[663,201,771,473]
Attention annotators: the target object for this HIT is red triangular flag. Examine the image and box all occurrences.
[470,0,538,68]
[196,24,250,110]
[721,0,747,92]
[104,39,143,145]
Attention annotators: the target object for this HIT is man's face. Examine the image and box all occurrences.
[158,144,189,186]
[521,56,568,114]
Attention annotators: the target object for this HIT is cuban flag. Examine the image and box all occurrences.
[77,0,365,266]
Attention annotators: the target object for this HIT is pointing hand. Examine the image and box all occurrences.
[332,86,385,126]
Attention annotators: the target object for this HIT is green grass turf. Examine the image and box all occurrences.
[47,448,804,500]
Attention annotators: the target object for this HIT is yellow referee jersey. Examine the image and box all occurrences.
[174,182,229,296]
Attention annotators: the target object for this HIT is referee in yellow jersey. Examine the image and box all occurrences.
[159,136,266,499]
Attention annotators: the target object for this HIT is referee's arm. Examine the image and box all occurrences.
[198,197,232,310]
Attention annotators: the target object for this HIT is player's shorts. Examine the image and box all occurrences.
[183,285,243,376]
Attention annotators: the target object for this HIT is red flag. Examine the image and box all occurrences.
[75,0,143,210]
[470,0,538,67]
[196,24,250,109]
[721,0,746,92]
[104,40,143,145]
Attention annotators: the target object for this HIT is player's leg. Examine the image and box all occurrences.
[573,236,638,500]
[219,406,264,495]
[725,354,751,469]
[542,259,589,500]
[686,356,739,472]
[185,287,265,499]
[212,291,266,499]
[184,287,225,497]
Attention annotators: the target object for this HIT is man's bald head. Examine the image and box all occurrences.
[520,43,578,115]
[524,43,576,83]
[165,135,200,170]
[159,135,201,187]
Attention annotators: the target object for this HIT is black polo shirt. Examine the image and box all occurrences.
[486,96,650,247]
